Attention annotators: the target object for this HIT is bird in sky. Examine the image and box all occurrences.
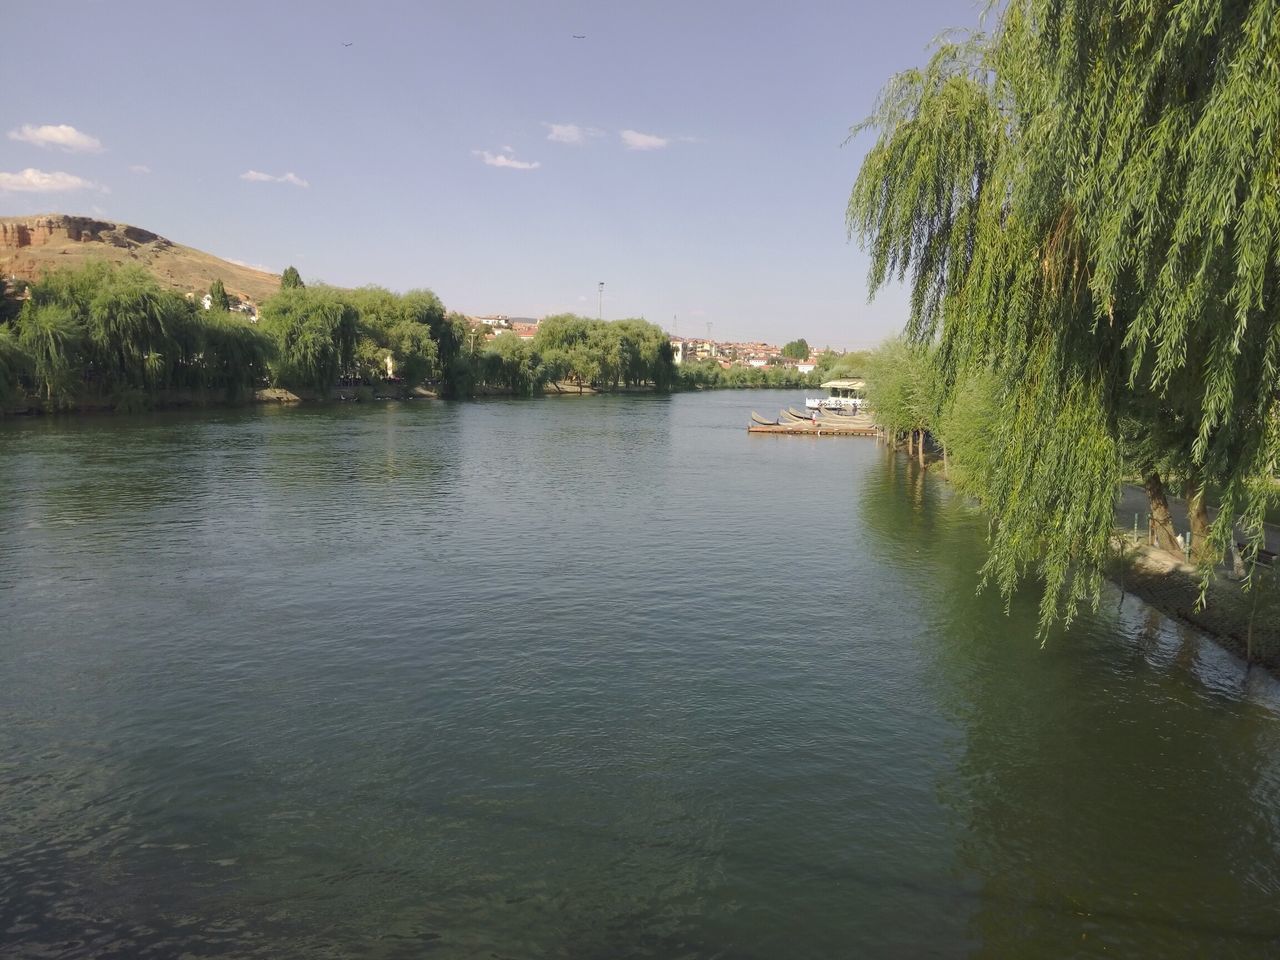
[572,34,585,39]
[343,41,353,46]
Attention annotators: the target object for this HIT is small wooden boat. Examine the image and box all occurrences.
[751,411,779,426]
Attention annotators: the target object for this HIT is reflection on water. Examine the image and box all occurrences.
[2,393,1279,958]
[863,456,1280,957]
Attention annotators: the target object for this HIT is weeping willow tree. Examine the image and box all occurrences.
[14,262,279,408]
[17,303,84,405]
[201,310,274,399]
[0,326,31,406]
[259,287,359,394]
[86,268,179,391]
[863,338,943,461]
[848,0,1280,629]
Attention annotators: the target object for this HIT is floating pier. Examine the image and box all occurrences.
[747,409,878,437]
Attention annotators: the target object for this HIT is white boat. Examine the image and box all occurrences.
[805,378,865,411]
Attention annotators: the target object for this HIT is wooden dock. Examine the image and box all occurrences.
[747,410,878,437]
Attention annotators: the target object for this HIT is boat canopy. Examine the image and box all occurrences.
[820,378,865,398]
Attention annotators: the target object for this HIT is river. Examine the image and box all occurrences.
[2,390,1278,958]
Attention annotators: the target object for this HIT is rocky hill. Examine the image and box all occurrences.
[0,214,281,304]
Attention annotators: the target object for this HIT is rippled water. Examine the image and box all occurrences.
[2,390,1279,958]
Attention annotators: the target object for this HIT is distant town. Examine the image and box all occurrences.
[468,314,828,372]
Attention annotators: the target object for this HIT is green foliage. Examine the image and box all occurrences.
[280,266,304,290]
[0,324,32,406]
[848,0,1280,629]
[0,277,24,323]
[258,288,358,394]
[208,278,230,311]
[341,286,445,389]
[863,339,940,438]
[85,268,181,391]
[816,349,871,380]
[781,338,810,360]
[524,314,677,393]
[387,321,438,387]
[200,310,274,399]
[17,302,85,406]
[13,263,276,406]
[676,359,820,390]
[479,332,542,396]
[5,263,684,409]
[929,367,997,496]
[430,311,472,397]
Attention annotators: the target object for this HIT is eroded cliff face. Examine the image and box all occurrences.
[0,215,168,253]
[0,214,280,303]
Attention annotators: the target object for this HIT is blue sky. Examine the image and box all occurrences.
[2,0,979,348]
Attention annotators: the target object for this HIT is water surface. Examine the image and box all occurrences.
[2,391,1278,958]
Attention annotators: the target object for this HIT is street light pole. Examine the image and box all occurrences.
[598,281,604,321]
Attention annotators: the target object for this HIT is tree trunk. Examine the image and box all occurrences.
[1144,471,1185,560]
[1230,539,1247,579]
[1185,481,1213,565]
[917,430,926,466]
[905,430,913,456]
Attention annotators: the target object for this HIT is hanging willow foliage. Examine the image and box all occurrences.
[0,326,31,405]
[849,0,1280,629]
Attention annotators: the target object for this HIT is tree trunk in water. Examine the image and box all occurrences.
[917,430,926,466]
[905,431,913,456]
[1144,471,1185,560]
[1185,481,1213,565]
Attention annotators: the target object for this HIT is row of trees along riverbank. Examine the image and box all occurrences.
[0,262,869,408]
[0,263,695,408]
[848,0,1280,638]
[675,348,868,391]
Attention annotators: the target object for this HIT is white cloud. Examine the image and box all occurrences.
[0,168,98,193]
[474,149,540,170]
[543,122,605,145]
[129,164,152,174]
[8,123,104,153]
[620,129,669,151]
[546,123,583,144]
[240,169,309,187]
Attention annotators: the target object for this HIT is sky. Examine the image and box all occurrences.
[2,0,982,349]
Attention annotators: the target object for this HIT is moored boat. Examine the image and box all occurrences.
[806,378,866,411]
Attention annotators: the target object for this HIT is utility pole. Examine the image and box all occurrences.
[598,281,604,321]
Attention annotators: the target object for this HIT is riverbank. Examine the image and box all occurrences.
[2,384,439,415]
[1108,540,1280,674]
[892,439,1280,676]
[0,378,810,416]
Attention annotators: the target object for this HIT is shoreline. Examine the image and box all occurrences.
[892,443,1280,678]
[1,380,816,417]
[1107,540,1280,676]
